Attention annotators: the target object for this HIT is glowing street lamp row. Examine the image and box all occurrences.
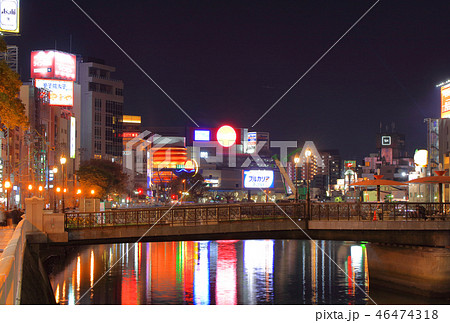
[3,181,95,196]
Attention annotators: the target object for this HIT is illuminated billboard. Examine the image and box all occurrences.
[0,0,20,33]
[34,79,74,106]
[441,84,450,118]
[70,117,76,159]
[381,136,391,146]
[31,50,76,81]
[247,132,256,153]
[194,129,210,141]
[414,149,428,167]
[217,125,236,147]
[243,170,274,188]
[344,160,356,169]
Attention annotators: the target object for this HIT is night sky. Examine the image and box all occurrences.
[7,0,450,160]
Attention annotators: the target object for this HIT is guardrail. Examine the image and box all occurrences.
[0,220,29,305]
[64,202,450,230]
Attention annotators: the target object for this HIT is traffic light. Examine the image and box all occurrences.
[137,188,144,195]
[171,194,177,200]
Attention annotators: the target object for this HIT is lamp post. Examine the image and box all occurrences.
[294,156,300,202]
[38,185,43,198]
[60,156,67,212]
[28,184,33,198]
[56,187,61,212]
[305,149,312,218]
[52,167,58,212]
[4,180,11,211]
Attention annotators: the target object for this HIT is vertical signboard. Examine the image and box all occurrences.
[247,132,257,153]
[441,84,450,119]
[70,117,76,159]
[0,0,20,33]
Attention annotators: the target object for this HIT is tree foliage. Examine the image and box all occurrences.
[77,159,129,199]
[168,172,208,202]
[0,37,28,130]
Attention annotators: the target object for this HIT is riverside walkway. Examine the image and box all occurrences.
[0,227,14,255]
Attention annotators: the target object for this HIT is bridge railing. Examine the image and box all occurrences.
[0,220,29,305]
[310,202,450,221]
[65,203,307,229]
[64,202,449,229]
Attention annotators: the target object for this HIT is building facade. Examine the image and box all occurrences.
[78,58,124,163]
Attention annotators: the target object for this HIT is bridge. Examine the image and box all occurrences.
[64,202,450,247]
[1,198,450,304]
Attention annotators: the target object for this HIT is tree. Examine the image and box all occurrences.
[168,171,208,202]
[77,159,129,199]
[0,36,28,130]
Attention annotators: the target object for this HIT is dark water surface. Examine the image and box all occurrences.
[48,240,440,305]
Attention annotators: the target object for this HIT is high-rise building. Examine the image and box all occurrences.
[319,149,341,194]
[78,58,123,163]
[359,123,412,202]
[0,45,18,72]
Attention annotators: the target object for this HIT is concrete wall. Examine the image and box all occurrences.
[67,220,450,248]
[367,243,450,297]
[68,219,307,243]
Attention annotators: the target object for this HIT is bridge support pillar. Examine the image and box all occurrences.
[24,197,68,243]
[25,197,44,232]
[367,243,450,297]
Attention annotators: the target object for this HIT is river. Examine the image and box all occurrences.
[48,239,443,305]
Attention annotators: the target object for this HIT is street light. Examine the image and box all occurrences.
[52,167,58,213]
[54,187,61,212]
[4,180,11,211]
[294,156,300,202]
[28,184,33,198]
[60,156,66,212]
[305,149,312,218]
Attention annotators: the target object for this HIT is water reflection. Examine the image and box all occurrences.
[49,240,370,305]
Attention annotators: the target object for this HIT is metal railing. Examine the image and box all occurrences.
[65,203,306,229]
[310,202,450,221]
[64,202,450,230]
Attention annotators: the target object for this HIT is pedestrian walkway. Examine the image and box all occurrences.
[0,227,15,256]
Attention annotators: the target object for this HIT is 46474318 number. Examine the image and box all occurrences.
[375,310,438,320]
